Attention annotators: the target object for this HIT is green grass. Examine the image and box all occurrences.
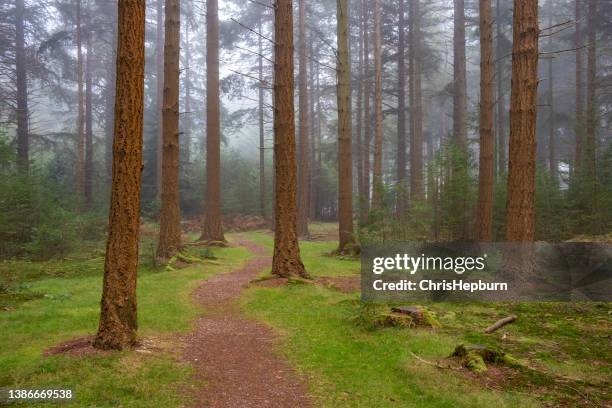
[0,234,251,407]
[241,229,611,407]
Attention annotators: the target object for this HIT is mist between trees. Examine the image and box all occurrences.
[0,0,611,348]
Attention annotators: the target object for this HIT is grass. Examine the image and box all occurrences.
[0,234,251,407]
[241,230,611,407]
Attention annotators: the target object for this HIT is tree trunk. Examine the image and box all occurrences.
[505,0,539,242]
[574,0,584,175]
[361,0,371,223]
[336,0,355,252]
[200,0,226,242]
[85,19,94,209]
[371,0,383,210]
[396,0,407,216]
[258,17,266,219]
[272,0,308,278]
[94,0,145,351]
[296,0,310,237]
[356,2,365,223]
[585,0,597,216]
[309,37,317,221]
[183,21,191,167]
[410,0,423,202]
[547,0,557,184]
[476,0,495,241]
[15,0,28,173]
[496,0,506,175]
[155,0,164,202]
[157,0,181,258]
[453,0,467,151]
[75,0,85,207]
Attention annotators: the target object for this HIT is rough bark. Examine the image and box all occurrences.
[396,0,407,216]
[505,0,539,242]
[496,0,506,175]
[476,0,495,241]
[272,0,308,278]
[15,0,28,173]
[574,0,584,174]
[94,0,145,351]
[85,20,94,208]
[371,0,383,210]
[200,0,226,242]
[155,0,164,202]
[336,0,355,252]
[157,0,182,258]
[296,0,310,238]
[75,0,85,206]
[453,0,468,151]
[361,0,372,223]
[409,0,423,201]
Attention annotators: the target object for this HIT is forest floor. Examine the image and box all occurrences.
[0,223,610,407]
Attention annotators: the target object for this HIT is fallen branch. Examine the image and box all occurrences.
[408,351,458,370]
[484,315,517,334]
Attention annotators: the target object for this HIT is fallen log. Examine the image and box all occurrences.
[484,315,517,334]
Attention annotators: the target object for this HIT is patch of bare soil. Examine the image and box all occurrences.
[316,276,360,293]
[44,336,106,358]
[183,238,311,407]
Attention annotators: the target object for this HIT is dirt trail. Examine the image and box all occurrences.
[183,238,311,408]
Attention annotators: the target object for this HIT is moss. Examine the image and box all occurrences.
[465,352,488,373]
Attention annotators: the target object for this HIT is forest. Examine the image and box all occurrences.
[0,0,611,406]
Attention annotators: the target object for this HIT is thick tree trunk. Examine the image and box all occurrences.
[505,0,539,242]
[85,22,94,209]
[258,17,266,219]
[585,0,597,213]
[336,0,355,252]
[574,0,584,175]
[157,0,181,258]
[496,0,506,175]
[296,0,310,238]
[410,0,423,202]
[272,0,308,278]
[75,0,85,207]
[476,0,495,241]
[371,0,383,210]
[200,0,226,242]
[361,0,371,223]
[155,0,164,202]
[396,0,407,216]
[94,0,145,351]
[15,0,28,173]
[453,0,468,151]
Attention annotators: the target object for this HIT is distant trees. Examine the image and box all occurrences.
[75,0,85,206]
[14,0,28,173]
[271,0,307,278]
[94,0,146,350]
[157,0,182,259]
[200,0,225,242]
[505,0,539,242]
[409,0,423,203]
[371,0,383,210]
[296,0,310,238]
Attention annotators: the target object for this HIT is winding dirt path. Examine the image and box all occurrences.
[183,238,311,407]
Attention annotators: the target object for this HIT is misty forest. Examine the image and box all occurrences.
[0,0,611,406]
